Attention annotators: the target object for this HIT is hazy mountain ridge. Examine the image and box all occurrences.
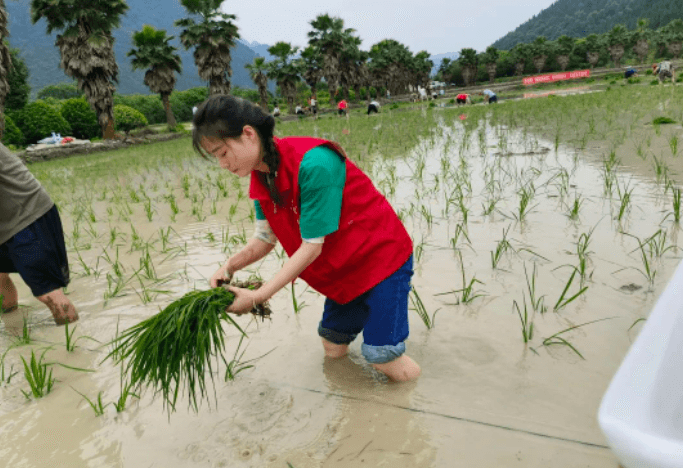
[6,0,260,97]
[492,0,683,50]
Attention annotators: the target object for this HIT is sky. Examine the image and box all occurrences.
[222,0,557,56]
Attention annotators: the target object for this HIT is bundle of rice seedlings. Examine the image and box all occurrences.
[105,281,271,413]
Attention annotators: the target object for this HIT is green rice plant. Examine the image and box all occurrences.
[290,280,307,314]
[566,193,584,221]
[672,187,681,223]
[105,283,271,412]
[490,226,514,269]
[74,247,95,276]
[615,181,633,222]
[15,315,32,345]
[409,286,439,329]
[139,245,158,281]
[512,182,536,222]
[20,348,55,400]
[542,317,615,359]
[72,388,108,416]
[0,345,18,384]
[554,267,589,311]
[670,135,679,158]
[513,298,534,343]
[420,204,434,228]
[103,272,131,303]
[449,223,472,252]
[524,263,547,314]
[652,155,669,184]
[622,233,658,285]
[143,197,155,221]
[164,194,179,221]
[642,229,676,259]
[112,365,139,412]
[481,195,501,216]
[181,174,191,198]
[64,321,100,352]
[435,252,485,304]
[128,188,141,203]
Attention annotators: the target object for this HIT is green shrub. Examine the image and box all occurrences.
[646,69,653,75]
[428,102,435,108]
[3,114,24,146]
[391,103,400,109]
[627,77,641,84]
[449,98,455,104]
[650,79,660,85]
[37,83,83,100]
[60,98,100,140]
[170,87,209,123]
[114,94,165,125]
[12,101,71,144]
[114,105,148,134]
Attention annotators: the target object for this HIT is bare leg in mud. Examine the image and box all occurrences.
[321,338,421,382]
[36,289,78,325]
[0,273,18,312]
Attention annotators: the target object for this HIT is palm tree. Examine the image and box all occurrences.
[266,42,301,115]
[175,0,239,95]
[308,14,354,104]
[30,0,129,139]
[368,39,414,96]
[301,45,324,99]
[338,34,362,101]
[0,0,12,139]
[458,48,478,87]
[438,58,453,84]
[412,51,432,94]
[632,18,650,64]
[585,34,602,69]
[511,43,531,76]
[555,35,574,71]
[531,36,549,73]
[245,57,269,111]
[482,46,499,84]
[128,25,182,130]
[607,24,628,68]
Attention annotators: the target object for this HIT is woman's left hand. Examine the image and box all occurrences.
[226,286,264,315]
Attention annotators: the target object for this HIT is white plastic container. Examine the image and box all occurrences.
[598,258,683,468]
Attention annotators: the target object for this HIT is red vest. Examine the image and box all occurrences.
[249,136,413,304]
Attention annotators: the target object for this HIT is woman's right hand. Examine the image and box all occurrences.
[210,262,235,288]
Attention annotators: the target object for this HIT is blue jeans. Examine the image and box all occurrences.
[318,255,413,364]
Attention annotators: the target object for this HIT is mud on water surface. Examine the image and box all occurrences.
[1,98,683,467]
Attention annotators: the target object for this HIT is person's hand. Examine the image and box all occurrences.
[210,263,234,288]
[226,286,263,315]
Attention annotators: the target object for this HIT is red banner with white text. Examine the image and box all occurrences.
[523,69,591,86]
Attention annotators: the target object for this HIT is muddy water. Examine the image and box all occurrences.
[1,117,679,467]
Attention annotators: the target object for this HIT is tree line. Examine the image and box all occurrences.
[0,0,436,141]
[438,18,683,87]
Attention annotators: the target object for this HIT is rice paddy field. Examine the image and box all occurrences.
[1,83,683,467]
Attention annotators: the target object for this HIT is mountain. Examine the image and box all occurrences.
[430,52,460,76]
[239,39,275,61]
[6,0,260,97]
[492,0,683,50]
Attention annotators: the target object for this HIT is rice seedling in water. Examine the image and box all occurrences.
[566,193,584,221]
[669,135,679,158]
[542,317,615,359]
[652,155,669,185]
[20,349,55,400]
[409,286,438,329]
[449,223,472,253]
[622,232,658,285]
[672,188,681,224]
[0,345,18,384]
[490,226,514,269]
[524,263,547,314]
[554,267,589,311]
[105,281,271,412]
[615,181,634,222]
[513,298,534,343]
[64,321,99,352]
[143,197,155,221]
[435,252,485,304]
[290,280,308,314]
[513,183,536,222]
[72,388,108,416]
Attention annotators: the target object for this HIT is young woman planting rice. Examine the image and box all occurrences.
[193,94,421,382]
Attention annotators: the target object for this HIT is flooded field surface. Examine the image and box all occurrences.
[1,85,682,467]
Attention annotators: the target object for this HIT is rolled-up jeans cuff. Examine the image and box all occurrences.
[362,342,406,364]
[318,323,357,345]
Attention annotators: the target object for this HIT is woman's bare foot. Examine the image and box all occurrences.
[372,355,421,382]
